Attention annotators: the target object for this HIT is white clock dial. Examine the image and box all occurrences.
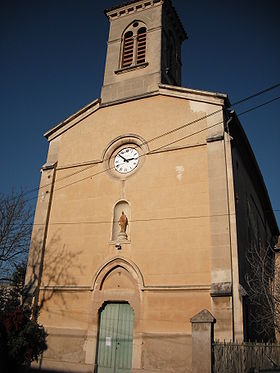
[114,147,139,174]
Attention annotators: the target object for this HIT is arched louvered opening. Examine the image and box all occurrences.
[120,22,147,69]
[136,27,147,64]
[122,31,134,68]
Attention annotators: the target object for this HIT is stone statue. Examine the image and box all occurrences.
[119,211,128,234]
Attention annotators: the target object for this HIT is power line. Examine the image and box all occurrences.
[150,95,280,153]
[11,205,280,227]
[237,96,280,116]
[141,83,280,148]
[24,212,241,226]
[23,162,100,198]
[17,82,280,201]
[11,204,280,228]
[8,103,280,229]
[232,83,280,106]
[24,94,280,203]
[25,93,280,199]
[19,208,280,227]
[24,116,221,200]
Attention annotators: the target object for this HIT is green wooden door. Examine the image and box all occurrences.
[96,303,134,373]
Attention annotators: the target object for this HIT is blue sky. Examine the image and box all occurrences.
[1,0,279,226]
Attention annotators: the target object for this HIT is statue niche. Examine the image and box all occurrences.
[112,200,130,242]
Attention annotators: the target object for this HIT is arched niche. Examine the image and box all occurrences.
[112,199,130,242]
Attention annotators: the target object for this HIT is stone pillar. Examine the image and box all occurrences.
[190,309,216,373]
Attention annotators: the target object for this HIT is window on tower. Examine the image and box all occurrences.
[136,27,147,64]
[120,21,147,69]
[122,31,134,68]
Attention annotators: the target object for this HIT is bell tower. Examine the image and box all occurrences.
[101,0,187,104]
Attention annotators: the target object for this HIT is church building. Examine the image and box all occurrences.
[26,0,278,372]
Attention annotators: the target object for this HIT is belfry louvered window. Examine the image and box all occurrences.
[136,27,147,64]
[121,21,147,69]
[122,31,134,68]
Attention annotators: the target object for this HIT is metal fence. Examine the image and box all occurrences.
[213,341,280,373]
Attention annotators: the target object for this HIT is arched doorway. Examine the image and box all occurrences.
[96,302,134,373]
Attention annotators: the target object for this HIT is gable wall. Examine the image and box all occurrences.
[29,93,232,372]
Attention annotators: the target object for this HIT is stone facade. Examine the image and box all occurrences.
[25,1,278,372]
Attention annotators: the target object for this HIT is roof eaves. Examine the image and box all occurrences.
[44,98,100,140]
[159,83,229,106]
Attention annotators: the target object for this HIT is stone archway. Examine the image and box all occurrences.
[88,258,144,371]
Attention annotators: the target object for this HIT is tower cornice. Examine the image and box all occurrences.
[105,0,162,19]
[105,0,187,40]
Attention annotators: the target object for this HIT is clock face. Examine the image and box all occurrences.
[114,147,139,174]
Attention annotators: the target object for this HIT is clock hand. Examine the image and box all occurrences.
[118,154,129,162]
